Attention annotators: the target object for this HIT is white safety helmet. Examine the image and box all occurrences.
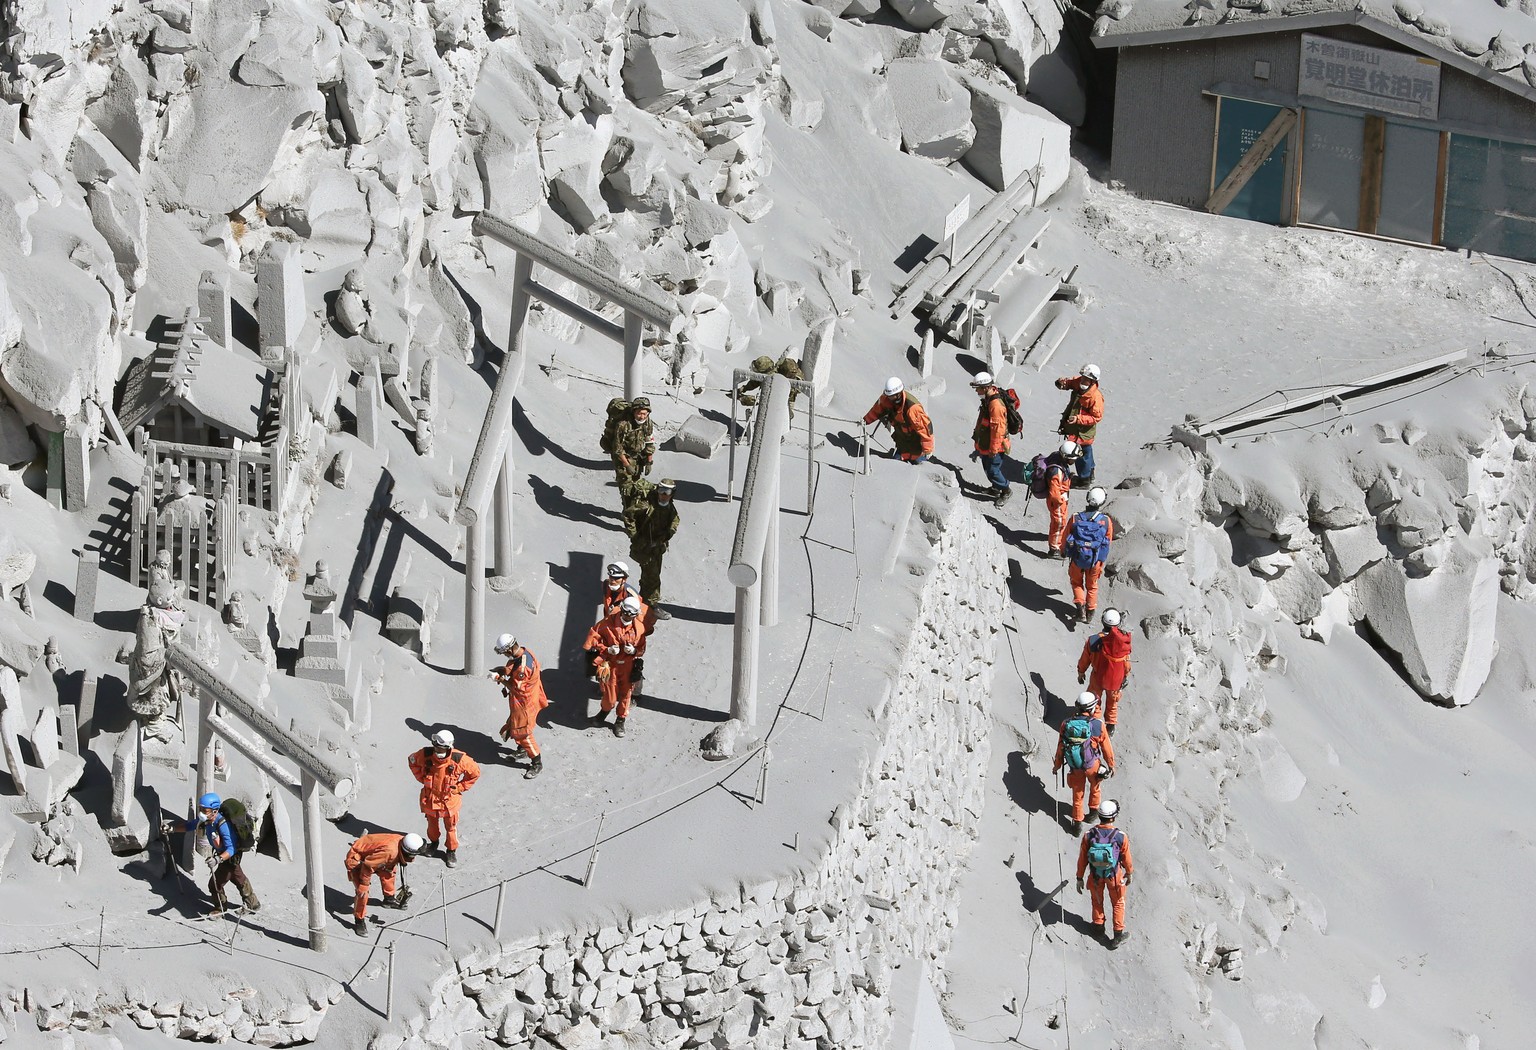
[1058,439,1079,457]
[1101,608,1121,628]
[431,729,454,750]
[1076,691,1098,712]
[494,633,516,654]
[969,371,994,388]
[619,596,642,618]
[1096,799,1119,821]
[605,561,630,579]
[1081,364,1101,382]
[884,376,904,396]
[1086,486,1107,508]
[401,832,426,857]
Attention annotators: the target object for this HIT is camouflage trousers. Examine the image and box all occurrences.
[617,470,652,535]
[630,545,667,603]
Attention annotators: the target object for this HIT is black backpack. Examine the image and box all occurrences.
[219,798,257,854]
[990,389,1023,436]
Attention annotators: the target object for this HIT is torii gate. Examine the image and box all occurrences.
[456,214,679,675]
[168,639,359,952]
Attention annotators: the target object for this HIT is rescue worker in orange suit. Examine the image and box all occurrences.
[1077,799,1133,948]
[862,377,934,463]
[1055,364,1103,487]
[344,831,423,936]
[1078,607,1133,732]
[1044,440,1079,558]
[407,730,480,867]
[1064,486,1115,624]
[969,372,1012,505]
[492,633,550,780]
[584,595,647,738]
[1053,692,1116,831]
[600,560,655,628]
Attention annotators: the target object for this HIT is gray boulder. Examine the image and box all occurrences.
[961,76,1072,197]
[886,58,975,162]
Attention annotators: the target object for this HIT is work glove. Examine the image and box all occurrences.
[1122,872,1132,886]
[606,645,621,656]
[1077,672,1086,685]
[1076,878,1084,893]
[498,725,511,741]
[1099,765,1114,779]
[622,643,635,655]
[969,450,978,462]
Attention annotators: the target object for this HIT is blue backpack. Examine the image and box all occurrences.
[1062,715,1098,771]
[1086,826,1123,879]
[1066,511,1110,569]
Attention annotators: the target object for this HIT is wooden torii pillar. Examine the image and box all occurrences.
[168,639,360,952]
[457,215,679,674]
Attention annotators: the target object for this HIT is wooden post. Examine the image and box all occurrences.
[1360,115,1386,235]
[302,772,327,952]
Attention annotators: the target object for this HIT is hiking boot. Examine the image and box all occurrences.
[1081,605,1092,624]
[524,755,543,780]
[508,745,528,760]
[1107,723,1117,736]
[587,712,609,728]
[1047,547,1062,559]
[444,849,458,868]
[652,606,672,620]
[354,919,370,937]
[993,487,1012,506]
[613,717,627,738]
[426,839,440,856]
[1108,928,1126,949]
[382,893,408,910]
[240,886,261,912]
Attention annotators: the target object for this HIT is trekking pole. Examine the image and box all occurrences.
[95,906,104,970]
[440,870,450,953]
[582,811,606,888]
[386,941,396,1021]
[492,879,508,940]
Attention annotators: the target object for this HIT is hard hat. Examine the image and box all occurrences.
[431,730,454,749]
[1076,692,1098,712]
[1101,608,1121,628]
[198,792,222,811]
[605,561,630,579]
[1058,439,1079,457]
[884,377,904,396]
[1081,364,1101,381]
[619,596,642,616]
[656,478,677,493]
[969,372,993,387]
[401,833,426,857]
[630,397,651,411]
[494,633,515,653]
[1086,486,1107,508]
[1097,799,1119,821]
[751,355,775,372]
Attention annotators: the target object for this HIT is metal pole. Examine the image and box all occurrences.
[386,942,396,1021]
[493,445,514,578]
[583,812,606,887]
[729,582,760,727]
[492,880,508,940]
[861,423,870,475]
[760,463,779,628]
[302,772,327,952]
[464,518,486,675]
[728,381,739,499]
[807,395,816,513]
[95,906,104,969]
[440,870,450,953]
[622,312,644,402]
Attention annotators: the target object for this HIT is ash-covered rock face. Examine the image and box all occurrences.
[1117,374,1536,708]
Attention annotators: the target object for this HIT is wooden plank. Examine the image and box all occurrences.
[1191,348,1468,436]
[989,273,1063,347]
[1359,115,1385,235]
[930,210,1050,302]
[1027,311,1073,372]
[1205,107,1296,215]
[1432,130,1449,246]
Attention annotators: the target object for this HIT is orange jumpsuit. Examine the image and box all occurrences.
[1055,376,1104,448]
[1078,822,1133,933]
[1078,626,1133,726]
[1053,716,1115,822]
[1044,460,1073,554]
[1067,512,1115,613]
[407,748,480,851]
[345,833,407,921]
[862,392,934,460]
[584,610,647,719]
[498,649,550,758]
[601,580,656,630]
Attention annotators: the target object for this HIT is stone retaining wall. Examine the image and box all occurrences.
[386,492,1007,1050]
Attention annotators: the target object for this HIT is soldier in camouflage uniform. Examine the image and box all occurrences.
[611,398,656,534]
[737,353,806,440]
[629,479,680,617]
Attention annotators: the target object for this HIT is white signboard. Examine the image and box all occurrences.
[943,195,971,240]
[1299,34,1440,120]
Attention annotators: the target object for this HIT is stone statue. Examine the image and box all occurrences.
[128,579,187,743]
[414,399,434,457]
[158,479,208,528]
[335,267,371,337]
[224,590,248,629]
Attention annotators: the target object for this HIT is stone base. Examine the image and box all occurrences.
[700,718,757,761]
[142,734,188,780]
[669,415,729,459]
[489,564,551,614]
[106,794,153,854]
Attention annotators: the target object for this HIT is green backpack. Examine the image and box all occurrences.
[219,798,257,854]
[600,398,631,454]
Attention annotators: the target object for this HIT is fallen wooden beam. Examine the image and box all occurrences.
[1206,107,1296,215]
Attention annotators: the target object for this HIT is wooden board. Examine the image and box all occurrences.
[1206,107,1297,216]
